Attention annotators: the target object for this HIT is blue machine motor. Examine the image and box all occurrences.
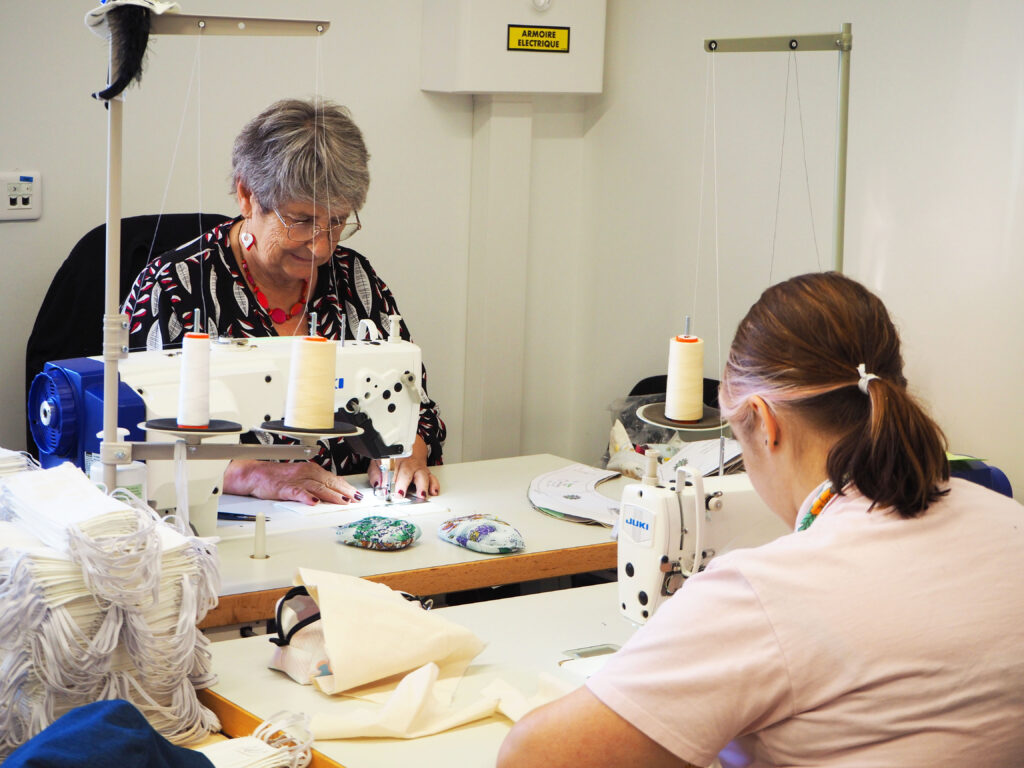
[28,357,146,470]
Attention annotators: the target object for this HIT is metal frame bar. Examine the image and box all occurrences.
[150,14,328,36]
[704,23,852,273]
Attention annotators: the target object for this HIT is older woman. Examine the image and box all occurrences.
[498,272,1024,767]
[122,99,445,504]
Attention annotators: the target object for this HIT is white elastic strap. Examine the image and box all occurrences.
[856,363,880,395]
[252,710,315,768]
[173,439,190,530]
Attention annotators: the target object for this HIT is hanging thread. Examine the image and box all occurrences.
[793,54,823,270]
[769,52,823,283]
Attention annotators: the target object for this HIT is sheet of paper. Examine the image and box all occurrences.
[527,464,620,527]
[214,493,442,540]
[276,493,433,517]
[658,438,742,482]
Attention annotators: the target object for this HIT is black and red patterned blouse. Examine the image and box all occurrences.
[122,217,445,474]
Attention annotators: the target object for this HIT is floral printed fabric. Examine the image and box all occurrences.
[336,516,421,551]
[437,514,525,555]
[121,217,445,476]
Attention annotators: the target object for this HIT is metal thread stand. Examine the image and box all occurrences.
[704,23,853,273]
[99,15,330,491]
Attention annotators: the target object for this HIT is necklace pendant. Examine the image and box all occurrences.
[269,308,288,324]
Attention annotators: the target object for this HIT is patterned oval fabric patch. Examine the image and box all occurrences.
[437,514,525,555]
[336,516,421,551]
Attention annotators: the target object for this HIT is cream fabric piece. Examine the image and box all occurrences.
[479,674,577,722]
[273,570,612,741]
[310,669,584,739]
[294,568,485,697]
[310,662,498,740]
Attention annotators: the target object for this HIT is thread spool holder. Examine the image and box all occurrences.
[703,23,852,272]
[259,420,364,446]
[95,12,330,490]
[636,401,726,436]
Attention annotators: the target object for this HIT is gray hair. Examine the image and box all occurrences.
[231,98,370,213]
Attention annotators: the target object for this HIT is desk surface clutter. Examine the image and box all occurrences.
[203,581,634,768]
[205,454,625,628]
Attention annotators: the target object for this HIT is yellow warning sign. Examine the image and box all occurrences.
[507,25,570,53]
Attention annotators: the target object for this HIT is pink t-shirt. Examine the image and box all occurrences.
[587,479,1024,767]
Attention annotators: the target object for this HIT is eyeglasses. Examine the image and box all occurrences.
[273,208,362,243]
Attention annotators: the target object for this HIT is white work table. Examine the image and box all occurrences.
[202,454,623,629]
[200,581,635,768]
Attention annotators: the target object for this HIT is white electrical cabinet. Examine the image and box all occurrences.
[421,0,606,94]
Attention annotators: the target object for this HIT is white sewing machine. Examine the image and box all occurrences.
[30,325,423,537]
[617,463,790,624]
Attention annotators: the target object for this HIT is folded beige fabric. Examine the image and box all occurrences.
[479,674,577,722]
[288,568,485,697]
[310,667,581,740]
[310,662,498,740]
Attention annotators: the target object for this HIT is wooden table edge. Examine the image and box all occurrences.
[200,541,616,629]
[197,689,345,768]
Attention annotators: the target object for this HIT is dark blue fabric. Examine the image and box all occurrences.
[951,459,1013,498]
[5,700,215,768]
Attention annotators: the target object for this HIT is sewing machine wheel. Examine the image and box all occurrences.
[28,369,78,457]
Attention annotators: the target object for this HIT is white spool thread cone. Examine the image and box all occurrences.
[177,332,211,428]
[285,336,337,429]
[665,335,704,422]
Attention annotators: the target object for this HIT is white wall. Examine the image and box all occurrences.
[3,1,1022,499]
[563,0,1024,497]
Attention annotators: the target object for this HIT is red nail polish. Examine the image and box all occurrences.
[355,492,363,500]
[398,489,405,497]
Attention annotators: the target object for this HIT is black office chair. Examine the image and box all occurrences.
[628,374,720,409]
[24,212,232,455]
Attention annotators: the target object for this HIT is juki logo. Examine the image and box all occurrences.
[624,517,649,531]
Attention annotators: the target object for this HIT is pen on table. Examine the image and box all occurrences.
[218,512,258,522]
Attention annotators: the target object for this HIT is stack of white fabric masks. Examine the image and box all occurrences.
[0,447,36,478]
[0,462,221,758]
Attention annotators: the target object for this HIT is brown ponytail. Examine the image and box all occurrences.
[720,272,949,518]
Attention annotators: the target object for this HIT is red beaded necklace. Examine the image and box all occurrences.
[236,249,308,325]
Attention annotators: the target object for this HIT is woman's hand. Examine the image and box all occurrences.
[366,436,440,499]
[224,459,363,505]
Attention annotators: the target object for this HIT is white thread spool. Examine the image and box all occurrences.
[284,336,337,429]
[177,332,211,428]
[665,334,704,422]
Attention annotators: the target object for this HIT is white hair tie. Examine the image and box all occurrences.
[856,363,880,395]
